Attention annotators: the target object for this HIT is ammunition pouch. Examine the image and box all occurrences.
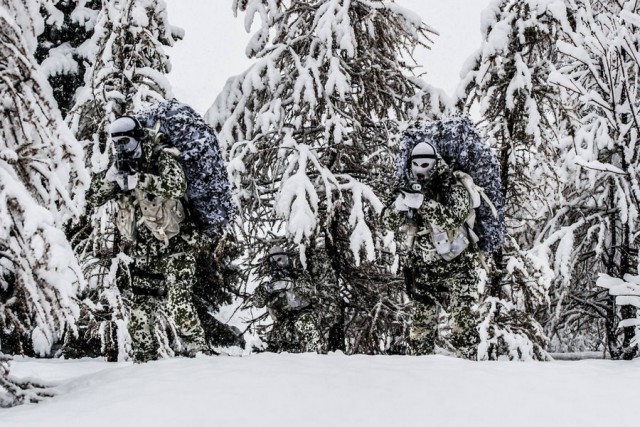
[114,192,186,247]
[115,195,137,241]
[137,190,185,243]
[431,211,478,261]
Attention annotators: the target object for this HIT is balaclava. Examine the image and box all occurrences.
[410,142,438,183]
[110,116,144,160]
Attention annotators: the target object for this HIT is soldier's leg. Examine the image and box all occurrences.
[408,299,439,355]
[129,294,159,363]
[165,252,207,353]
[294,311,323,353]
[406,266,440,356]
[449,268,480,360]
[267,317,297,353]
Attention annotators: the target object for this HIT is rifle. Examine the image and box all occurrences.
[396,174,424,250]
[113,138,136,191]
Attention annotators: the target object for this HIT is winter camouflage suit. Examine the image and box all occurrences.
[383,157,480,359]
[253,247,340,353]
[87,128,207,362]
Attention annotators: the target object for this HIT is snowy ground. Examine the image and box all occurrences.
[3,354,638,427]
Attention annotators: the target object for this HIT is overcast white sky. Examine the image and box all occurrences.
[164,0,492,114]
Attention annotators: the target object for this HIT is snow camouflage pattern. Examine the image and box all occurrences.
[405,255,480,358]
[253,274,322,353]
[384,159,480,358]
[253,251,341,353]
[136,99,234,241]
[87,137,206,362]
[127,253,207,362]
[397,116,505,254]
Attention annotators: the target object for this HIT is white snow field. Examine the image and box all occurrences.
[2,353,638,427]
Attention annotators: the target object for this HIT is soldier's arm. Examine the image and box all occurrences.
[86,170,118,207]
[419,183,471,230]
[252,284,269,309]
[380,199,405,231]
[137,150,187,199]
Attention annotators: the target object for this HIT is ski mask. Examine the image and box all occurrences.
[267,245,293,282]
[110,116,144,160]
[268,245,290,269]
[410,142,438,183]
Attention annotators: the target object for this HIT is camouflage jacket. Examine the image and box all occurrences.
[254,245,341,324]
[87,133,199,262]
[253,265,317,319]
[382,161,474,267]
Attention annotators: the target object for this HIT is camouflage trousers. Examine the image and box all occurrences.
[129,252,207,362]
[405,252,480,359]
[267,310,330,354]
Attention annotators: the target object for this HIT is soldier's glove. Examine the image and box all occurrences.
[105,164,140,191]
[395,191,424,212]
[266,279,293,294]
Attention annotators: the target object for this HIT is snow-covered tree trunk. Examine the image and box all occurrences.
[210,0,442,353]
[65,0,180,360]
[0,0,89,356]
[457,0,574,360]
[596,273,640,356]
[542,0,640,359]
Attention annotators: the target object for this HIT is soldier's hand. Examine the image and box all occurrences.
[397,191,424,210]
[106,164,139,191]
[105,164,119,183]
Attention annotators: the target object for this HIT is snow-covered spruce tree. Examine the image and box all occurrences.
[35,0,101,117]
[541,0,640,359]
[209,0,443,353]
[457,0,574,360]
[68,0,177,152]
[65,0,181,360]
[0,0,89,356]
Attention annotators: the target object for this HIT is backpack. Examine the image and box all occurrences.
[396,116,505,254]
[136,99,235,241]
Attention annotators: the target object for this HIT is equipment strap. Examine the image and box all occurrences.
[131,285,166,298]
[478,188,499,219]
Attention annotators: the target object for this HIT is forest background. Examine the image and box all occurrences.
[165,0,490,114]
[2,0,640,410]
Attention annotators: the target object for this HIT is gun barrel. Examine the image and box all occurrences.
[114,141,131,191]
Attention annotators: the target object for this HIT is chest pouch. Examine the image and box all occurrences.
[285,290,310,310]
[115,196,137,242]
[431,209,479,261]
[135,190,185,244]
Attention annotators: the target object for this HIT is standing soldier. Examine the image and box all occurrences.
[383,142,480,358]
[87,116,207,362]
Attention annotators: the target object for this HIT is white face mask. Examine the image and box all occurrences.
[411,156,437,181]
[410,142,438,182]
[269,253,290,268]
[112,136,143,159]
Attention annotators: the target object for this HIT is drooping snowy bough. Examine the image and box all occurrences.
[541,0,640,359]
[0,1,89,356]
